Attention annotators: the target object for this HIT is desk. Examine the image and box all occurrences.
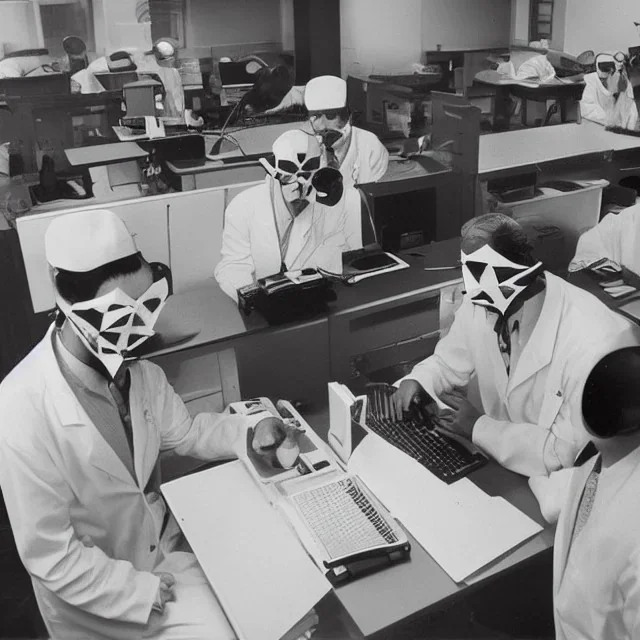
[474,72,584,129]
[143,240,463,414]
[478,122,613,179]
[300,407,554,639]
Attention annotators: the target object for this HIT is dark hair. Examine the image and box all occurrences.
[54,252,145,305]
[582,347,640,438]
[461,213,536,266]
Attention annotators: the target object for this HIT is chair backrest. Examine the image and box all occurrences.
[150,261,173,295]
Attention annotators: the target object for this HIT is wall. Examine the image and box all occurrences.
[186,0,282,49]
[0,0,40,55]
[280,0,294,51]
[93,0,152,55]
[511,0,530,45]
[340,0,511,78]
[422,0,511,50]
[563,0,640,55]
[340,0,423,77]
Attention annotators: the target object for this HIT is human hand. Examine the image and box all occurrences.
[152,572,176,613]
[392,380,425,418]
[248,416,302,469]
[435,388,482,440]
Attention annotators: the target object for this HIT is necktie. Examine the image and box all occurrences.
[495,317,519,374]
[325,145,340,169]
[108,366,135,458]
[572,456,602,542]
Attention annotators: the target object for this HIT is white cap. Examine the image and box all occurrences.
[304,75,347,112]
[45,209,138,272]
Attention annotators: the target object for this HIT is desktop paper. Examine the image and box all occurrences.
[162,461,331,640]
[348,434,543,583]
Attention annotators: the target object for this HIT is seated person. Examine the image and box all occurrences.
[392,213,640,522]
[580,52,638,129]
[304,75,389,187]
[554,346,640,639]
[0,48,59,78]
[215,129,363,301]
[570,202,640,274]
[264,75,389,187]
[0,209,301,640]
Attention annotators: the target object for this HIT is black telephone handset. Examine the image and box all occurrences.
[237,269,336,325]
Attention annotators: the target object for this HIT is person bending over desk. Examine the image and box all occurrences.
[215,129,363,301]
[580,52,638,129]
[264,75,389,188]
[0,209,301,640]
[392,213,640,522]
[554,347,640,639]
[570,202,640,275]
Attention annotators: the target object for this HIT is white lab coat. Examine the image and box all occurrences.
[554,446,640,639]
[515,54,556,83]
[580,72,639,129]
[398,273,640,522]
[214,177,363,300]
[0,326,267,640]
[322,126,389,188]
[570,203,640,274]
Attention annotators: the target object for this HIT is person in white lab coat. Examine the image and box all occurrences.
[214,128,363,301]
[392,213,640,522]
[580,52,639,129]
[554,346,640,639]
[304,75,389,187]
[0,209,302,640]
[570,202,640,274]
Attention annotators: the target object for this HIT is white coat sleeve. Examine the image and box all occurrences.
[149,362,266,460]
[620,548,640,636]
[395,301,476,406]
[0,424,160,624]
[472,363,590,479]
[570,213,620,271]
[368,136,390,183]
[580,79,608,125]
[214,194,257,302]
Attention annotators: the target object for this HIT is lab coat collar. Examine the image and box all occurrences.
[507,273,559,393]
[42,324,145,487]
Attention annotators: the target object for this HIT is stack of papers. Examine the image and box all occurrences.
[348,434,543,583]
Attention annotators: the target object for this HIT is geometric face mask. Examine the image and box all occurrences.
[56,278,169,378]
[259,129,344,207]
[461,244,543,316]
[259,130,322,203]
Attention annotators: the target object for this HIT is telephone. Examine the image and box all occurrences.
[237,269,336,325]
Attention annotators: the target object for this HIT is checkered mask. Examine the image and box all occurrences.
[57,278,169,378]
[461,245,543,316]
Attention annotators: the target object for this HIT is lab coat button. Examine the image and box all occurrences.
[147,492,159,504]
[150,544,156,552]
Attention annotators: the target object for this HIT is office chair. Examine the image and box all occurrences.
[150,261,173,295]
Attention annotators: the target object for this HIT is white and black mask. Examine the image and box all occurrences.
[57,278,169,378]
[461,244,543,316]
[260,129,344,207]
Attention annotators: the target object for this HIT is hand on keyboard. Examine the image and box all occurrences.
[435,388,482,440]
[392,379,424,417]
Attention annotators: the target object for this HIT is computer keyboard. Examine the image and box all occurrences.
[364,384,487,484]
[291,476,404,563]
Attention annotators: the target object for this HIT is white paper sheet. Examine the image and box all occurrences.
[348,434,543,583]
[162,461,331,640]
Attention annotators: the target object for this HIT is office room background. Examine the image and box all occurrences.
[2,0,640,639]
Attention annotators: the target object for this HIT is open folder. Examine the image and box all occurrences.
[348,434,543,583]
[161,462,331,640]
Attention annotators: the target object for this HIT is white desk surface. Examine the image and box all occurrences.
[479,121,640,176]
